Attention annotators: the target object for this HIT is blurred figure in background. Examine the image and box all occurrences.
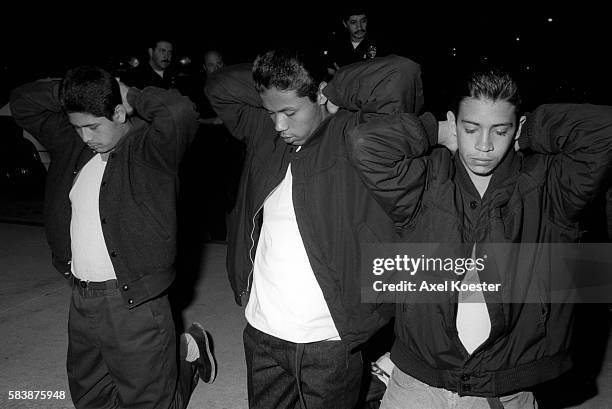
[325,6,384,77]
[200,48,245,219]
[177,45,242,261]
[203,49,225,76]
[123,37,175,89]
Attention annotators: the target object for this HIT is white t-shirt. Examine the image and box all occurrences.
[153,68,164,78]
[69,153,117,282]
[245,164,340,343]
[456,244,491,354]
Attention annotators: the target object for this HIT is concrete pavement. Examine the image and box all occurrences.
[0,223,247,409]
[1,222,611,408]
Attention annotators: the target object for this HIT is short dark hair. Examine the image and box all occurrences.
[252,48,327,102]
[342,6,368,22]
[452,66,522,118]
[204,48,223,58]
[149,38,173,51]
[59,66,121,120]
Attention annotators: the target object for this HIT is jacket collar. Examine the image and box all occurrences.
[454,148,521,203]
[485,148,521,204]
[111,117,143,153]
[292,112,335,151]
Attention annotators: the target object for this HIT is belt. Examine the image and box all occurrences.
[72,275,118,290]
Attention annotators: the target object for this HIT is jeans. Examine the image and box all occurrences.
[380,367,537,409]
[243,324,362,409]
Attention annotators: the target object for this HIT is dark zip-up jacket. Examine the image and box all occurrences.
[9,81,198,308]
[347,105,612,395]
[205,55,423,349]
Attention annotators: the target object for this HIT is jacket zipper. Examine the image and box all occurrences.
[240,147,295,298]
[240,187,277,298]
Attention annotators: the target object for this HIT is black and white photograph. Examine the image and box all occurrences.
[1,4,611,408]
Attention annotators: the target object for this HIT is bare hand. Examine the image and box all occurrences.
[326,100,339,114]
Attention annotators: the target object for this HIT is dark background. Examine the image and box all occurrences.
[2,4,610,114]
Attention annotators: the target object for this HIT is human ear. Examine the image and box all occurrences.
[447,111,458,137]
[113,105,127,124]
[439,111,458,152]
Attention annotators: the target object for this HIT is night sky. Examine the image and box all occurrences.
[2,4,610,113]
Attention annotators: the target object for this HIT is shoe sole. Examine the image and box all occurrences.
[191,323,217,384]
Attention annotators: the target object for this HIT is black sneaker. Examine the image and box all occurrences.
[186,322,217,383]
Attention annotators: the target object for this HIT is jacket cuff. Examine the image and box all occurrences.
[52,82,61,102]
[323,86,341,107]
[52,254,71,279]
[419,112,438,147]
[126,87,139,106]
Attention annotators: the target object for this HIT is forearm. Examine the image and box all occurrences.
[519,104,612,155]
[129,87,199,167]
[347,112,436,226]
[129,87,198,126]
[324,55,424,115]
[204,64,269,143]
[349,112,436,171]
[205,64,261,110]
[520,103,612,219]
[9,80,69,149]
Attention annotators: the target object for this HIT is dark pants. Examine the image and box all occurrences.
[67,281,198,409]
[243,324,362,409]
